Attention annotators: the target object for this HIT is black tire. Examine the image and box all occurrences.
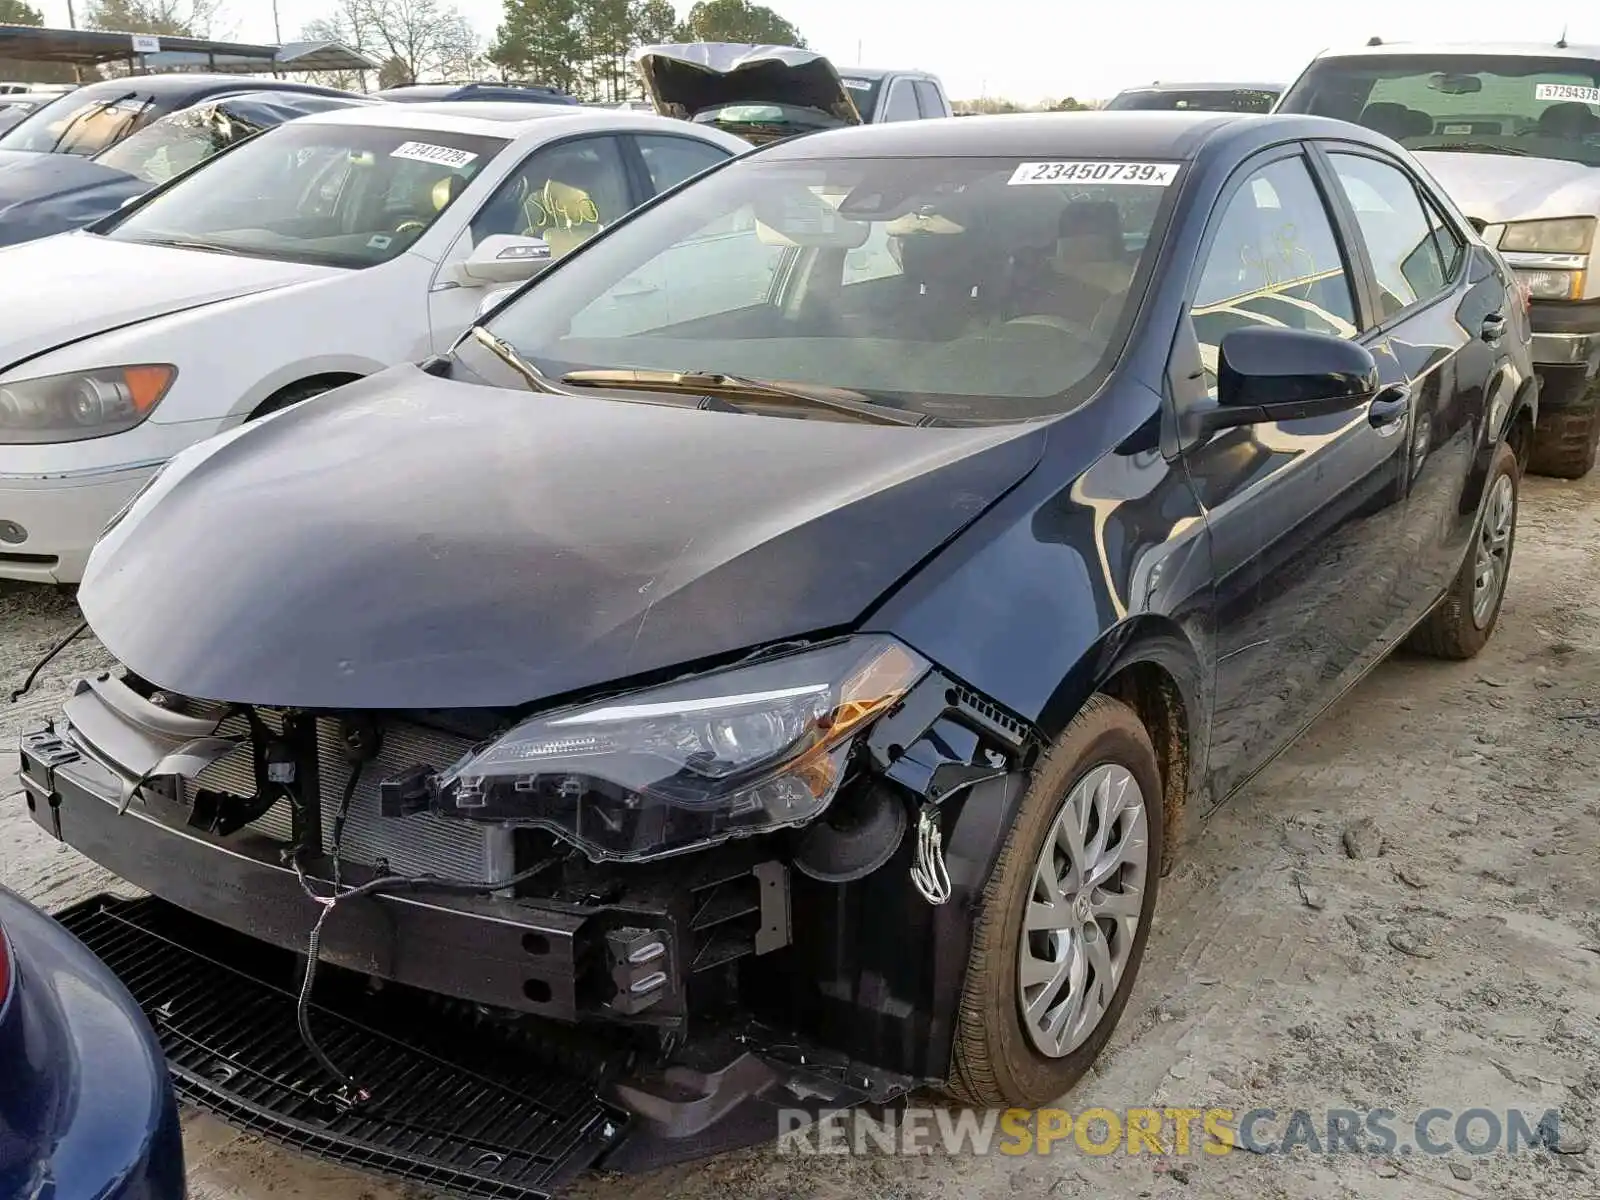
[1527,404,1600,479]
[945,694,1163,1109]
[248,380,337,421]
[1406,440,1519,660]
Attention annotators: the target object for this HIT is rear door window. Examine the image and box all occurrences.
[1326,152,1455,319]
[882,80,921,122]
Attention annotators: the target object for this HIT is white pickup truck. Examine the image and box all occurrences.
[1279,39,1600,477]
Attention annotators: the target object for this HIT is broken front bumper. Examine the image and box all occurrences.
[16,692,911,1197]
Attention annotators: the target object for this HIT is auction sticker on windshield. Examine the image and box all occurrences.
[1009,161,1178,186]
[1535,83,1600,105]
[391,140,479,168]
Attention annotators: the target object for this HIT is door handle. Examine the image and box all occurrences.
[1480,311,1506,343]
[1368,383,1410,435]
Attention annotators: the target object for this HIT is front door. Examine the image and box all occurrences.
[1173,148,1412,803]
[427,134,637,352]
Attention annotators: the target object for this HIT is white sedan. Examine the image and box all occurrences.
[0,101,747,583]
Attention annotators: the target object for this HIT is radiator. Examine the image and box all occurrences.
[188,707,510,883]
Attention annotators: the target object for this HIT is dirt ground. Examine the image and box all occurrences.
[2,473,1597,1200]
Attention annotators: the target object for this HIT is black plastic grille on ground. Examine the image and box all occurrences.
[56,895,626,1200]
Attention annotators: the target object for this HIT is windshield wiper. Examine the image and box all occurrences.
[134,237,247,255]
[1410,141,1529,157]
[467,325,555,392]
[559,368,929,426]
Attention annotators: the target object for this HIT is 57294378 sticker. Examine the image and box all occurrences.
[1008,161,1179,186]
[1535,83,1600,105]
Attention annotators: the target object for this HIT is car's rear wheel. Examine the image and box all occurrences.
[945,694,1162,1108]
[1527,403,1600,479]
[1406,440,1519,660]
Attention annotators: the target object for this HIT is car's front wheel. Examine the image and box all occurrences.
[946,694,1162,1108]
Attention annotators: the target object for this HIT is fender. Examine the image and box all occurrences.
[227,356,386,422]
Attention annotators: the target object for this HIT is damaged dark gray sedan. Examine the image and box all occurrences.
[17,110,1532,1197]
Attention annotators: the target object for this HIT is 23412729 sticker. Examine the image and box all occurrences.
[1008,161,1179,186]
[390,141,479,169]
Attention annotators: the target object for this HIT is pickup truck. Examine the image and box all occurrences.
[838,67,953,122]
[1278,39,1600,477]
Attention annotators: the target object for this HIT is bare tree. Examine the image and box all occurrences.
[299,0,373,91]
[354,0,480,87]
[83,0,224,37]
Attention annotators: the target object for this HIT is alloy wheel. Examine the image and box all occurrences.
[1471,471,1515,628]
[1016,763,1150,1058]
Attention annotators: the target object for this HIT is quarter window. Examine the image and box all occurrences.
[1328,152,1454,318]
[1192,155,1358,391]
[913,80,945,118]
[471,135,632,260]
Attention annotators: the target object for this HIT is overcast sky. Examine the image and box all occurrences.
[28,0,1600,102]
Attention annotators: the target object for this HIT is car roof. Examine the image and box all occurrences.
[1119,81,1284,92]
[67,72,352,98]
[293,100,743,141]
[1316,41,1600,61]
[755,110,1357,161]
[837,67,931,81]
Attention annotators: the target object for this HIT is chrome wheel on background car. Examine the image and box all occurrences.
[1472,472,1515,629]
[1018,764,1150,1058]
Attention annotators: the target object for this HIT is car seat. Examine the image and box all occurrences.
[1358,101,1433,141]
[892,228,1001,339]
[1535,101,1600,138]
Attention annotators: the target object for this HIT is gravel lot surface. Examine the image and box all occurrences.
[2,473,1597,1200]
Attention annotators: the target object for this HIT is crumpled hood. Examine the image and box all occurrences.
[79,366,1046,710]
[0,234,342,374]
[1416,151,1600,226]
[635,42,860,137]
[0,152,144,248]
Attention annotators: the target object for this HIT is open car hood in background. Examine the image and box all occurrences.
[635,42,860,142]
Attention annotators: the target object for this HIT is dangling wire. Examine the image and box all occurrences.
[10,620,88,703]
[284,755,566,1105]
[910,804,952,905]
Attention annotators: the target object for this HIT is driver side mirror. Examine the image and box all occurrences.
[1192,326,1378,435]
[450,233,555,286]
[1466,215,1488,235]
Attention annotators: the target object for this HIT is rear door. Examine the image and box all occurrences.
[1315,142,1506,613]
[1173,146,1412,802]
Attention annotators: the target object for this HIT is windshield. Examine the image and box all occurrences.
[104,122,505,269]
[0,87,163,155]
[1278,54,1600,166]
[94,104,260,185]
[485,154,1178,421]
[1108,88,1279,113]
[840,76,881,119]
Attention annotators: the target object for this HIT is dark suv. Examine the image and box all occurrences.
[373,81,579,106]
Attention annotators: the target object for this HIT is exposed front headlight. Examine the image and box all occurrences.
[1499,217,1596,254]
[0,365,177,444]
[436,636,929,863]
[1514,266,1587,300]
